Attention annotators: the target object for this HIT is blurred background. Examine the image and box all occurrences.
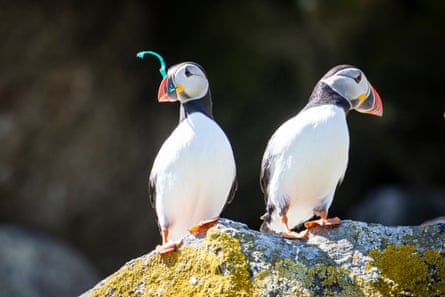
[1,0,444,296]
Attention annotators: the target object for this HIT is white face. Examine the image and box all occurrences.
[321,67,371,109]
[171,63,209,102]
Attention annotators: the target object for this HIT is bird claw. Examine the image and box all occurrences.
[304,217,341,229]
[188,217,219,234]
[156,239,183,255]
[282,229,309,240]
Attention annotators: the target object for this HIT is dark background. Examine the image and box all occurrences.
[1,0,444,291]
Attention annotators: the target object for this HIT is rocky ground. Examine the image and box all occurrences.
[81,218,445,297]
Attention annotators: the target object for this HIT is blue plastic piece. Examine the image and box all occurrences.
[136,50,167,78]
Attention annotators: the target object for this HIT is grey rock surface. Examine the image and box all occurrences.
[81,218,445,297]
[0,225,100,297]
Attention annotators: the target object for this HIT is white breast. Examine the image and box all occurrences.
[264,105,349,231]
[151,113,236,241]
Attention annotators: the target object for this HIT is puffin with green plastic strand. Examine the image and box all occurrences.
[147,60,237,254]
[260,65,383,239]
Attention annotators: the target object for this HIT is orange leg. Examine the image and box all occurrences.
[188,216,220,234]
[280,214,309,240]
[304,210,340,229]
[156,228,183,255]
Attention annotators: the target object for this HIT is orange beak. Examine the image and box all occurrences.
[356,84,383,117]
[157,75,177,102]
[365,85,383,117]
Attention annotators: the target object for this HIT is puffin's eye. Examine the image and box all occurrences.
[354,73,362,83]
[185,67,192,77]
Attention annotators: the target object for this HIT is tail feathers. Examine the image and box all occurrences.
[260,210,310,234]
[260,212,277,234]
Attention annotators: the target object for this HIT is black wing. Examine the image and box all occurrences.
[148,173,156,209]
[259,156,271,204]
[226,178,238,205]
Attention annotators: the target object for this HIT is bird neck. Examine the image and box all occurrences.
[179,91,214,122]
[304,82,352,113]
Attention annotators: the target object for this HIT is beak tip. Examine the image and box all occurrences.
[370,85,383,117]
[157,75,176,102]
[157,94,170,102]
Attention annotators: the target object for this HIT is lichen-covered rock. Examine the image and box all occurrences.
[80,219,445,297]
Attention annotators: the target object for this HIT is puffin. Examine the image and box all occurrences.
[148,62,237,254]
[260,65,383,239]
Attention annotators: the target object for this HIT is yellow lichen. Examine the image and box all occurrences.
[253,258,311,297]
[86,257,147,297]
[367,244,445,296]
[347,271,385,297]
[424,249,445,294]
[306,264,366,297]
[84,229,444,297]
[88,229,252,297]
[253,258,370,297]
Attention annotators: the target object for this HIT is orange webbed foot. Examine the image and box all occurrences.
[188,217,219,234]
[282,229,309,240]
[279,214,309,240]
[304,209,341,229]
[156,239,183,255]
[304,216,341,229]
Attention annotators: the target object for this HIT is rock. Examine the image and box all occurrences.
[347,185,445,226]
[0,225,100,297]
[80,218,444,297]
[423,216,445,225]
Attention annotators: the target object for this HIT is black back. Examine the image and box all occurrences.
[179,90,214,122]
[304,64,354,113]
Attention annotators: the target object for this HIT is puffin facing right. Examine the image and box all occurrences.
[260,65,383,239]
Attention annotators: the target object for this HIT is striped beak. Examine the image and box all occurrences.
[158,74,177,102]
[355,85,383,117]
